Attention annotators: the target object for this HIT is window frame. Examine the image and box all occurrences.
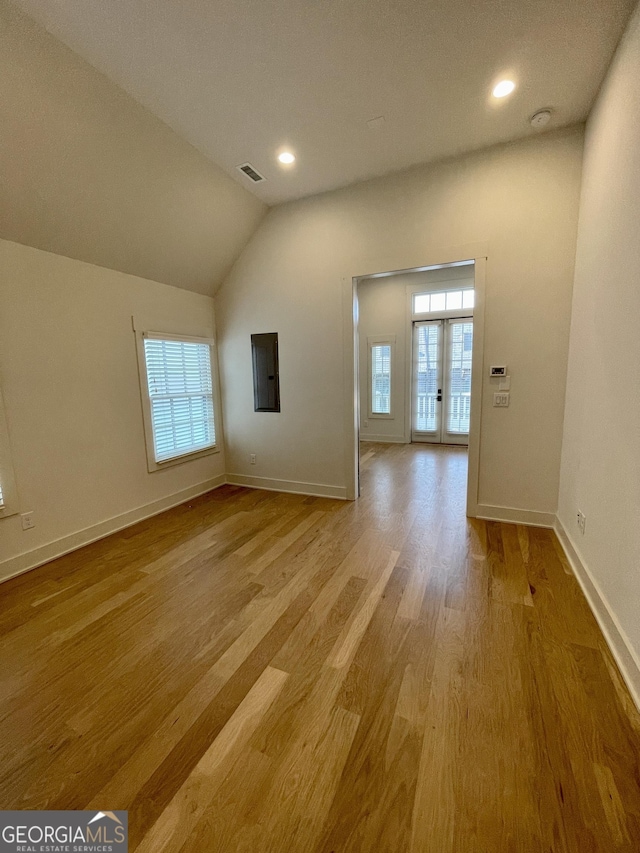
[135,329,221,473]
[367,334,395,420]
[412,286,475,320]
[0,383,19,519]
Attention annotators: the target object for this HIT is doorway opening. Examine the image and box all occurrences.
[349,255,485,516]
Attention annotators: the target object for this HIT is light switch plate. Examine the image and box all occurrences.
[493,392,510,407]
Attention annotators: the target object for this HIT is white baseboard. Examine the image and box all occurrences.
[554,516,640,713]
[226,473,347,500]
[360,434,407,444]
[475,504,555,527]
[0,475,226,585]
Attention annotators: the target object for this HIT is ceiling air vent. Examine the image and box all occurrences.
[236,162,266,183]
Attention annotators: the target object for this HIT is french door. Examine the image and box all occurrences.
[412,317,473,445]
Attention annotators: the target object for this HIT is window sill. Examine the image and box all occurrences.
[147,444,220,474]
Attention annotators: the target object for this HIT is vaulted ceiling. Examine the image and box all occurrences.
[12,0,636,205]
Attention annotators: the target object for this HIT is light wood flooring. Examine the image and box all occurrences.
[1,442,639,851]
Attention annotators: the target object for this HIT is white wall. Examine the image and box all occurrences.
[0,240,225,580]
[216,127,584,518]
[0,1,266,296]
[558,3,640,691]
[358,266,474,443]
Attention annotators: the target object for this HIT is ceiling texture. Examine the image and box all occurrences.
[12,0,636,205]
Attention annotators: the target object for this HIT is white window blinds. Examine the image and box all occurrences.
[371,344,391,414]
[143,338,215,463]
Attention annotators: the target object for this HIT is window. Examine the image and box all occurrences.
[136,332,218,471]
[413,288,474,314]
[372,345,391,413]
[368,336,395,418]
[0,384,19,519]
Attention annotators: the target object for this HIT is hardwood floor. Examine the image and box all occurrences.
[1,442,639,851]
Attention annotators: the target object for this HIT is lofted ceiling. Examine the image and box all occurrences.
[12,0,636,205]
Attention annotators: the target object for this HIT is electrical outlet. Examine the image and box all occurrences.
[21,512,35,531]
[363,419,369,428]
[577,510,586,534]
[493,392,510,407]
[250,453,256,465]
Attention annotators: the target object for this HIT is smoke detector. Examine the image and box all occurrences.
[530,109,552,129]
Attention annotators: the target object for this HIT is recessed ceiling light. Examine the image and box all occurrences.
[277,152,295,164]
[492,80,516,98]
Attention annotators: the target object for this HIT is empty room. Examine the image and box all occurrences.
[1,0,639,850]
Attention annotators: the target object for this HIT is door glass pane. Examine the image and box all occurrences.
[415,324,439,432]
[447,321,473,433]
[462,289,475,309]
[445,290,462,310]
[430,292,446,312]
[413,293,430,313]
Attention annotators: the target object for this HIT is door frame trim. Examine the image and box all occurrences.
[466,258,486,517]
[342,244,487,515]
